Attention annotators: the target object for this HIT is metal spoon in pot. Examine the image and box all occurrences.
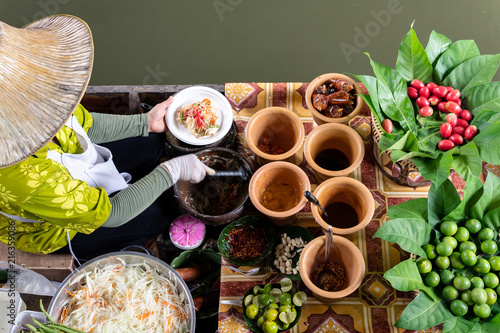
[303,190,328,218]
[316,225,335,290]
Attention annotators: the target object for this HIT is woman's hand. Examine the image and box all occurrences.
[147,96,173,133]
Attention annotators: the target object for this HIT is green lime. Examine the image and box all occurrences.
[471,287,488,305]
[276,320,289,331]
[450,252,465,269]
[257,315,265,328]
[423,244,437,260]
[442,285,459,301]
[479,228,495,241]
[270,288,282,303]
[450,299,468,317]
[253,295,261,307]
[278,292,292,306]
[280,278,293,293]
[278,305,291,313]
[442,236,458,249]
[266,303,279,310]
[440,221,458,236]
[253,285,263,295]
[481,240,498,255]
[292,291,307,307]
[485,288,498,305]
[474,258,491,274]
[461,250,477,266]
[473,303,491,319]
[471,276,485,289]
[244,294,254,307]
[453,276,471,291]
[278,310,296,325]
[258,293,274,308]
[455,227,470,243]
[465,219,482,234]
[489,256,500,271]
[436,242,453,257]
[459,241,477,253]
[264,308,278,321]
[461,290,474,306]
[263,320,278,333]
[424,271,440,287]
[246,304,259,320]
[440,270,455,285]
[434,256,450,270]
[483,272,499,288]
[262,283,272,294]
[417,258,433,273]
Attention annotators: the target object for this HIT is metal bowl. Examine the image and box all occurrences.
[47,252,195,332]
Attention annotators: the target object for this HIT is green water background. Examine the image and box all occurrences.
[1,0,499,85]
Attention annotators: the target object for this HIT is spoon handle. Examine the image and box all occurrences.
[303,190,328,217]
[325,225,333,263]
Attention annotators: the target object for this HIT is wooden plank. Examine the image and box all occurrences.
[0,242,73,282]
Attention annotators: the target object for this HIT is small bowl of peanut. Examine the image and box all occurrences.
[272,226,314,280]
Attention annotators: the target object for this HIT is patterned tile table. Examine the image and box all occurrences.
[217,82,498,333]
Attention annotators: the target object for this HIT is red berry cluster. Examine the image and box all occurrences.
[408,79,477,151]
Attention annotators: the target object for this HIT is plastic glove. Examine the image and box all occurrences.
[162,154,215,183]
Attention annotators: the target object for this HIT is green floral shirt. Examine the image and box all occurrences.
[0,105,111,254]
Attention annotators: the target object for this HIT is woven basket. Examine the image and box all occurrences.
[370,113,432,187]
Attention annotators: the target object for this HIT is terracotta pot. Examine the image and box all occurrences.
[304,123,364,183]
[245,107,305,165]
[305,73,363,125]
[249,161,310,227]
[298,235,365,303]
[311,177,374,235]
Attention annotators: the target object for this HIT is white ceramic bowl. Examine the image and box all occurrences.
[166,86,233,146]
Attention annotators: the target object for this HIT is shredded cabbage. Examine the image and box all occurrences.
[59,259,190,333]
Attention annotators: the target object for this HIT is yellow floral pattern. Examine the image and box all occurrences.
[0,105,111,254]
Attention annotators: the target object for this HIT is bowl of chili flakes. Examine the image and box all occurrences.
[218,215,276,266]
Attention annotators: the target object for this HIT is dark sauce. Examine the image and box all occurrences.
[314,148,350,171]
[322,202,358,229]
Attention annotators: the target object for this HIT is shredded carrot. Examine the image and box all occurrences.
[88,325,96,333]
[138,311,154,320]
[65,289,77,298]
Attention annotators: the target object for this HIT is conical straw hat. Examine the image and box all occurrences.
[0,15,93,168]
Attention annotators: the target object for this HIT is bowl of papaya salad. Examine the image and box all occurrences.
[166,86,234,146]
[47,252,195,333]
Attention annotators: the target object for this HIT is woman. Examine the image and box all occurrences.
[0,15,212,260]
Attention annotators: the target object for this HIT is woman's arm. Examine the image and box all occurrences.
[87,98,173,143]
[102,165,174,227]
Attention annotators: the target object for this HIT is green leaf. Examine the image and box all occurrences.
[416,126,443,154]
[482,207,500,231]
[473,121,500,165]
[482,322,500,332]
[385,131,419,154]
[443,316,480,333]
[425,30,452,65]
[396,28,433,82]
[434,40,480,82]
[470,172,500,220]
[468,82,500,115]
[170,250,198,269]
[383,259,439,301]
[390,150,436,163]
[413,150,454,189]
[388,198,428,221]
[395,291,453,330]
[427,179,461,228]
[352,74,382,116]
[365,52,419,135]
[443,175,483,221]
[471,109,500,131]
[451,142,483,180]
[373,218,432,258]
[444,54,500,94]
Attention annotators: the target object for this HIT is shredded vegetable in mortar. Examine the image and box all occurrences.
[60,259,190,333]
